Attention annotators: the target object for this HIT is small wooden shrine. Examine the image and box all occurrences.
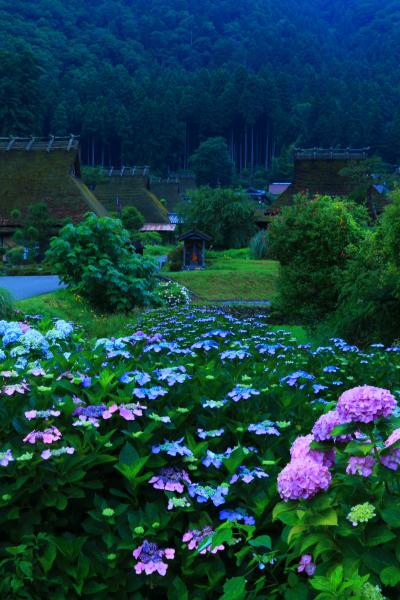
[178,229,212,269]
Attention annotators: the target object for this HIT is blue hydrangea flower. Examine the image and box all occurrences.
[228,385,260,402]
[323,365,339,373]
[230,466,268,484]
[197,428,224,439]
[120,370,151,385]
[152,438,193,458]
[188,483,228,506]
[248,420,280,436]
[280,371,315,388]
[202,448,233,468]
[133,386,168,400]
[153,366,191,386]
[219,508,255,525]
[202,399,227,409]
[220,349,251,360]
[191,339,219,351]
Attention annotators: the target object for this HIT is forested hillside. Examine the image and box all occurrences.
[1,0,400,172]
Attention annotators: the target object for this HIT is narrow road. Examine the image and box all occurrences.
[0,276,64,301]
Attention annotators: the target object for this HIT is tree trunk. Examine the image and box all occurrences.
[251,125,254,173]
[244,126,248,170]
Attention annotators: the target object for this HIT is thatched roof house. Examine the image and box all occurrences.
[93,167,169,223]
[0,135,107,236]
[274,148,370,207]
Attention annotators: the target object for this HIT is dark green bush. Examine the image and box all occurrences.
[268,195,368,323]
[324,190,400,345]
[45,213,159,312]
[168,244,183,271]
[249,230,268,259]
[6,246,25,265]
[0,286,15,318]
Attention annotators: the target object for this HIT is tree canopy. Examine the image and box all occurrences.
[0,1,399,172]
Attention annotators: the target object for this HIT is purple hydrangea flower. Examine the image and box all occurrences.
[152,438,193,458]
[230,466,268,484]
[132,541,175,576]
[346,455,375,477]
[290,434,335,468]
[23,426,62,445]
[337,386,397,424]
[277,458,332,501]
[312,410,350,442]
[182,526,225,554]
[41,446,75,460]
[298,554,316,576]
[24,409,61,420]
[73,405,107,418]
[0,449,14,466]
[188,483,228,506]
[149,467,191,493]
[384,428,400,448]
[380,449,400,471]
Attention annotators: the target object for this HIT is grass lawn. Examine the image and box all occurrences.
[17,290,141,339]
[167,248,279,301]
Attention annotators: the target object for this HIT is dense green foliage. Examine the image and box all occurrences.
[120,206,145,234]
[45,213,159,312]
[249,230,269,260]
[184,188,256,249]
[0,286,14,319]
[1,309,399,598]
[1,1,400,171]
[268,195,368,323]
[190,137,233,187]
[325,191,400,345]
[12,202,55,261]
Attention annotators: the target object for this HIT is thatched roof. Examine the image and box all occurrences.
[0,136,107,229]
[94,170,169,223]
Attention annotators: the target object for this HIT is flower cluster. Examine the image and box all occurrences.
[132,541,175,576]
[347,502,376,527]
[182,526,225,554]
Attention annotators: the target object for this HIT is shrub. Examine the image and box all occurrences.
[6,246,25,265]
[268,195,368,323]
[249,230,268,259]
[0,286,15,319]
[120,206,145,233]
[45,213,159,312]
[157,280,190,306]
[275,384,400,598]
[324,190,400,345]
[184,187,256,249]
[132,231,163,246]
[168,244,183,271]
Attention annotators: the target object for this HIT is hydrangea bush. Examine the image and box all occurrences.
[0,310,399,598]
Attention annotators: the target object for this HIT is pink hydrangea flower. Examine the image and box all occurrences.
[132,541,174,576]
[23,426,62,445]
[3,381,29,396]
[290,434,335,468]
[337,386,396,424]
[182,526,225,554]
[312,410,351,442]
[346,455,375,477]
[298,554,316,576]
[277,457,332,501]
